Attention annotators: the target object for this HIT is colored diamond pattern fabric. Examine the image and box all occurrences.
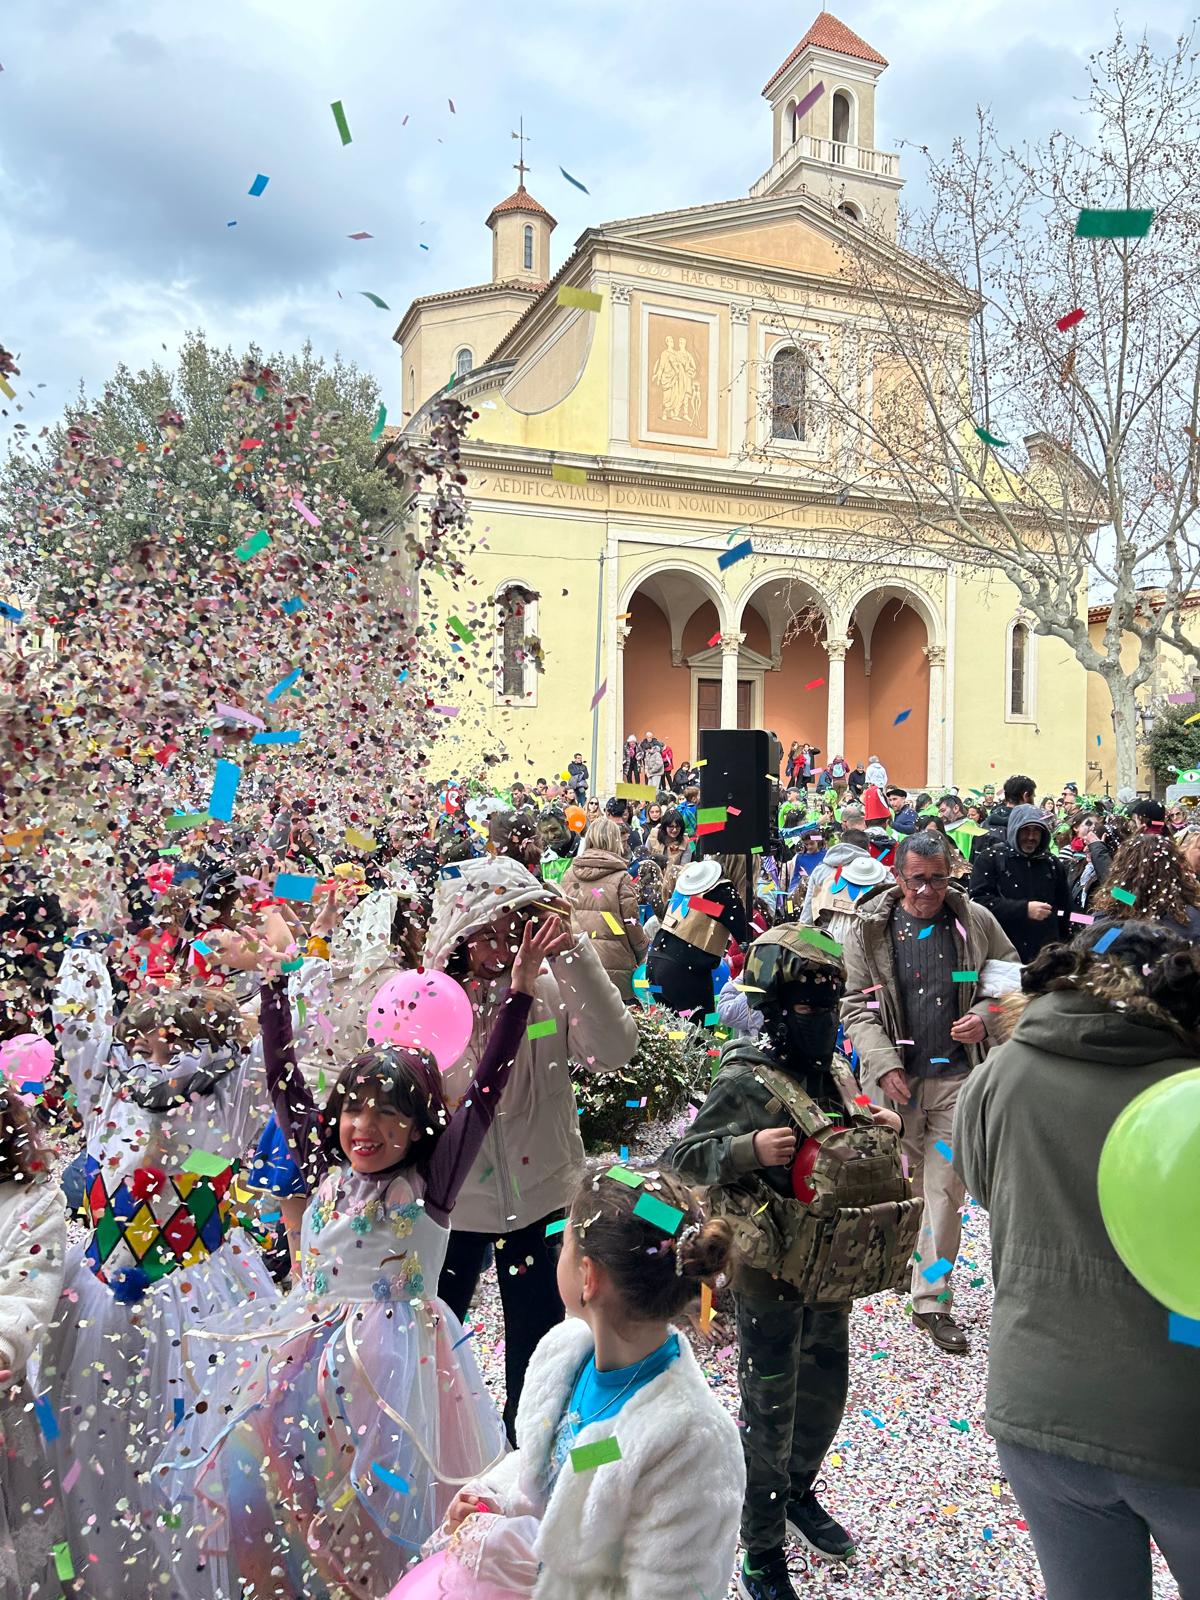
[83,1155,237,1287]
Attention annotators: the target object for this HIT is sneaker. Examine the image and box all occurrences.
[737,1548,801,1600]
[912,1309,970,1354]
[785,1490,856,1561]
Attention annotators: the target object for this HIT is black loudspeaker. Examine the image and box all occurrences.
[698,729,780,855]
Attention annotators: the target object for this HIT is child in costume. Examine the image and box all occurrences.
[670,926,912,1600]
[161,913,568,1600]
[388,1165,744,1600]
[0,1081,67,1600]
[43,944,280,1600]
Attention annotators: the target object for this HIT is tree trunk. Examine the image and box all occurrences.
[1102,669,1141,796]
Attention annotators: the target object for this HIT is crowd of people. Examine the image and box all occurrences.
[0,751,1197,1600]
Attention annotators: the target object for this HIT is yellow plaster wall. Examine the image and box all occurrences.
[773,67,877,157]
[1086,612,1200,792]
[468,303,611,457]
[491,212,552,284]
[418,496,609,780]
[658,221,848,278]
[835,80,875,149]
[401,291,535,413]
[951,571,1088,793]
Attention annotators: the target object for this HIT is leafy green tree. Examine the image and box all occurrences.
[2,331,403,599]
[1146,703,1200,790]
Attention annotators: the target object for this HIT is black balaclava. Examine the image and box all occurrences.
[760,966,844,1096]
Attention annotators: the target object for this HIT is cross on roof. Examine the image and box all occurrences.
[511,115,531,187]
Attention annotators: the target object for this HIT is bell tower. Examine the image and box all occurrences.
[752,11,903,237]
[486,125,556,287]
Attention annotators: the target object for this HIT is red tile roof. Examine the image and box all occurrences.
[764,12,888,94]
[486,186,557,227]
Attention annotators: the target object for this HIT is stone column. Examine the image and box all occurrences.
[826,638,848,756]
[925,644,946,788]
[614,621,631,765]
[720,632,745,726]
[609,283,632,446]
[729,302,751,459]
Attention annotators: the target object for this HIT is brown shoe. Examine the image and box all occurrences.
[912,1311,970,1354]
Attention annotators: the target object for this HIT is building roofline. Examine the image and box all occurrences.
[393,280,544,346]
[763,11,888,96]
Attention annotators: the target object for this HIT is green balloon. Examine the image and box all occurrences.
[1097,1068,1200,1318]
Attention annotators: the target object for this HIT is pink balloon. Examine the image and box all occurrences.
[0,1033,54,1086]
[385,1550,448,1599]
[366,969,474,1073]
[386,1549,524,1600]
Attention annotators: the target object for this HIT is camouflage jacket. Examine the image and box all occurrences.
[667,1037,838,1301]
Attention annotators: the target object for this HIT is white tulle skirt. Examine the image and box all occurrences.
[39,1231,277,1600]
[158,1289,509,1600]
[0,1378,64,1600]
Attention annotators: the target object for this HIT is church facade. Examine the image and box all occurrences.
[393,12,1089,796]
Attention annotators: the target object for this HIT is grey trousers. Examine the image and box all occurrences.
[997,1440,1200,1600]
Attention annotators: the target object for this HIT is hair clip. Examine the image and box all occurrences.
[673,1221,701,1275]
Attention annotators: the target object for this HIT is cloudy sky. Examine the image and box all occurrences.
[0,0,1193,440]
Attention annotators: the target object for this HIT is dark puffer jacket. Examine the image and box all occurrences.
[968,804,1072,961]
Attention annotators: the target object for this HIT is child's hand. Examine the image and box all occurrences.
[511,915,573,996]
[310,885,341,941]
[867,1103,904,1133]
[752,1127,797,1167]
[445,1490,498,1533]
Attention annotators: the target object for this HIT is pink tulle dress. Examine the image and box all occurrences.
[158,978,530,1600]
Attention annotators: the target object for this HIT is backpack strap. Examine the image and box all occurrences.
[752,1064,832,1139]
[829,1057,874,1124]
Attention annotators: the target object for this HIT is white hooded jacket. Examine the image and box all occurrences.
[424,857,638,1233]
[468,1317,744,1600]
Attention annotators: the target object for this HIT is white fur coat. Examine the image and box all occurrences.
[471,1317,744,1600]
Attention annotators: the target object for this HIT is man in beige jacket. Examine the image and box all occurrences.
[840,831,1017,1355]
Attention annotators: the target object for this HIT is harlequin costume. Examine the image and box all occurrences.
[159,974,530,1600]
[41,945,279,1600]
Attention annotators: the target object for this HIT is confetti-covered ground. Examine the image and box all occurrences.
[50,1126,1177,1597]
[466,1144,1177,1600]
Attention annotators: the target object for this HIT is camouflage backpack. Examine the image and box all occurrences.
[710,1058,922,1304]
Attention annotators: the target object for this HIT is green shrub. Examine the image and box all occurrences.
[573,1005,717,1153]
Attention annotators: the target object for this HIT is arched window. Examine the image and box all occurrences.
[455,347,473,380]
[837,201,861,223]
[495,582,540,704]
[786,99,799,143]
[771,346,806,442]
[408,366,415,409]
[1007,619,1035,719]
[523,225,534,271]
[832,90,852,148]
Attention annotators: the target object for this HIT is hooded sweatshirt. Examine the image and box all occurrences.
[969,803,1072,962]
[954,990,1200,1485]
[423,856,638,1233]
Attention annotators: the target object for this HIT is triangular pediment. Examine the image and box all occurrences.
[600,194,971,308]
[657,216,848,277]
[687,643,776,671]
